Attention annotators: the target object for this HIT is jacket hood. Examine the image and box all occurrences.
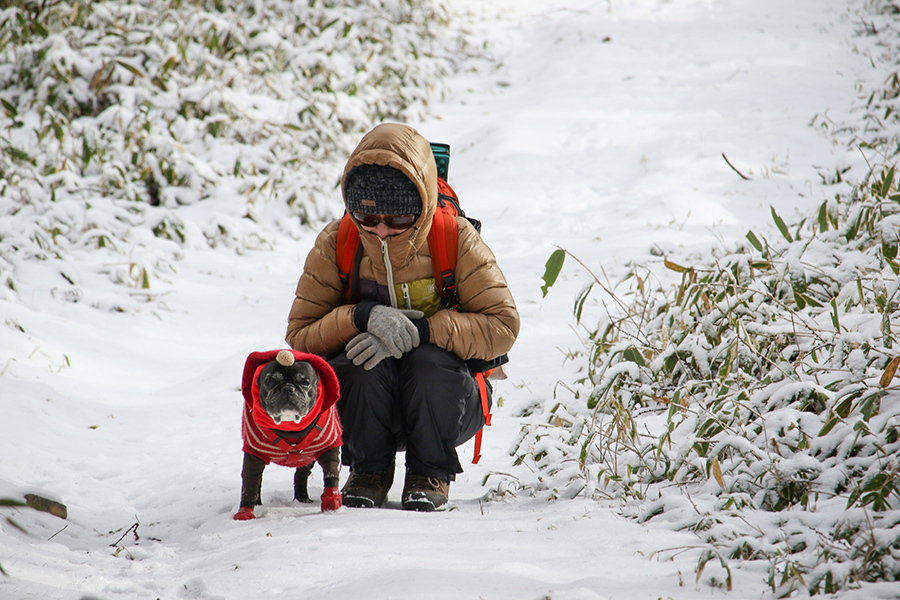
[241,350,340,432]
[341,123,438,260]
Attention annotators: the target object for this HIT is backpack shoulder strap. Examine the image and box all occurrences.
[471,370,493,464]
[336,214,362,303]
[427,209,459,309]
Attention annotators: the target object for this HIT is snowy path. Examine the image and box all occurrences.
[0,1,873,598]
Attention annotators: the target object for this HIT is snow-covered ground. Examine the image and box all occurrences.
[1,0,887,598]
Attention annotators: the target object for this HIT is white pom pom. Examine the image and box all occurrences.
[275,350,295,367]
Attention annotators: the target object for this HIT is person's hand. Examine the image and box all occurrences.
[346,333,393,370]
[367,305,424,356]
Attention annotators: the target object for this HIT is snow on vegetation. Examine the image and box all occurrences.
[522,1,900,596]
[0,0,461,311]
[4,0,900,598]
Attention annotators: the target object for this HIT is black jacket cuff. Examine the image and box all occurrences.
[466,353,509,373]
[412,318,430,345]
[353,300,379,332]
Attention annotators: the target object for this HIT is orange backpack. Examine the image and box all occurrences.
[335,171,492,463]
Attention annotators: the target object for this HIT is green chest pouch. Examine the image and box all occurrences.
[395,278,444,317]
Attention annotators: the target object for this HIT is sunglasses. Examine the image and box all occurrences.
[352,212,417,230]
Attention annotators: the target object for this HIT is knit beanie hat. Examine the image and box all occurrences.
[345,164,422,216]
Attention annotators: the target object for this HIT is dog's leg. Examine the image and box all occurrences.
[317,447,341,487]
[234,452,266,520]
[293,464,313,503]
[317,447,342,511]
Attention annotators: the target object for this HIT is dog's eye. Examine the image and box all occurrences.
[299,377,310,388]
[265,372,284,387]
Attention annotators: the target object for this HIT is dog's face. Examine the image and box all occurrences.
[257,359,319,426]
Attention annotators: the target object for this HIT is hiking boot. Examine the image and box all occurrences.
[401,470,449,512]
[341,467,394,508]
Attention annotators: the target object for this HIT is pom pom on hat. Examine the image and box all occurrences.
[345,164,421,216]
[276,350,295,367]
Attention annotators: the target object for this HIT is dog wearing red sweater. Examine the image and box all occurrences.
[234,349,342,520]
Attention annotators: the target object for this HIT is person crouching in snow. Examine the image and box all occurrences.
[284,123,519,511]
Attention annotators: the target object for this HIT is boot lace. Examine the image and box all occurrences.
[406,472,447,493]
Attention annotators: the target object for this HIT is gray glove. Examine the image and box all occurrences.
[367,305,425,356]
[346,333,393,370]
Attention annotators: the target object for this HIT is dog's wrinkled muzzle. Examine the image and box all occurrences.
[268,384,313,425]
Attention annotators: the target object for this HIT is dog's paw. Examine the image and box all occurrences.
[233,506,256,520]
[320,487,342,511]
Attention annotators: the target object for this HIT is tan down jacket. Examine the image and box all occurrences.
[285,123,519,363]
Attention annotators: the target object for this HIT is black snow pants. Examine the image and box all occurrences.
[330,343,488,482]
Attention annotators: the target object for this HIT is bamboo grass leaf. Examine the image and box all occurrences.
[880,357,900,387]
[746,229,764,252]
[770,205,793,242]
[541,249,565,298]
[817,201,829,232]
[664,258,689,273]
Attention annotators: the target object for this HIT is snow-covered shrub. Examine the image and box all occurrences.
[527,165,900,595]
[0,0,465,306]
[516,2,900,593]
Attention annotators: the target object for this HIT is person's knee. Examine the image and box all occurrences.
[401,343,460,376]
[331,351,395,387]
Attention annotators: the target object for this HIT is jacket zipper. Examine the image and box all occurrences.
[381,238,398,309]
[402,283,412,310]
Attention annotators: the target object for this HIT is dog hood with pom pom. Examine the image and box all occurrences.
[240,349,342,468]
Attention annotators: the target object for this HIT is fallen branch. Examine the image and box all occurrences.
[722,153,751,180]
[110,522,140,548]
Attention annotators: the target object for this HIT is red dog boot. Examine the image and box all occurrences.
[320,487,342,511]
[233,506,256,520]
